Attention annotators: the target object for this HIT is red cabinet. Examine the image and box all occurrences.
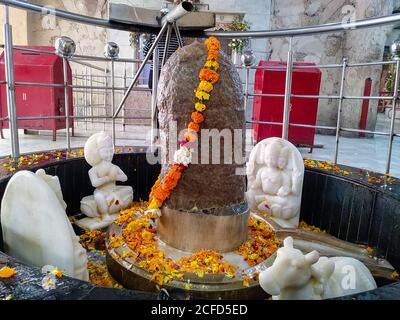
[252,61,321,148]
[0,46,73,141]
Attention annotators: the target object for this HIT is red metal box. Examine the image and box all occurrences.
[252,61,321,148]
[0,46,73,141]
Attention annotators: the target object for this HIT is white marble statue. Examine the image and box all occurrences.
[0,169,89,281]
[246,137,304,228]
[259,237,377,300]
[77,132,133,230]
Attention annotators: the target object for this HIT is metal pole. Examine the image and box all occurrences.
[334,57,347,164]
[3,5,19,159]
[103,65,107,131]
[151,46,159,151]
[244,67,253,146]
[162,23,172,67]
[62,57,71,151]
[282,37,293,140]
[111,60,116,146]
[173,21,183,48]
[113,22,168,119]
[386,59,400,174]
[80,69,84,129]
[69,58,107,71]
[123,62,127,132]
[89,67,93,126]
[84,67,88,130]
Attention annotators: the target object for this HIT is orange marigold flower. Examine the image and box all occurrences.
[199,68,219,85]
[151,186,169,202]
[172,163,186,173]
[188,122,200,132]
[149,176,161,201]
[162,170,182,192]
[207,49,219,61]
[191,112,204,124]
[0,266,17,279]
[205,36,221,51]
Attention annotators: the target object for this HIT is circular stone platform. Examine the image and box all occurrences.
[106,213,276,300]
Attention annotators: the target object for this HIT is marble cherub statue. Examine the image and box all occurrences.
[259,237,377,300]
[1,169,89,281]
[77,132,133,230]
[246,137,304,228]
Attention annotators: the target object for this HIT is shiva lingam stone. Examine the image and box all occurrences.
[77,132,133,230]
[246,137,304,228]
[157,41,248,253]
[1,169,89,281]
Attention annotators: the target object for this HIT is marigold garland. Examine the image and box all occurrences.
[195,102,206,112]
[188,122,200,132]
[148,36,221,211]
[199,69,219,84]
[191,112,204,124]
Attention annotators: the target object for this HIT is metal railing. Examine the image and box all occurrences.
[1,1,400,175]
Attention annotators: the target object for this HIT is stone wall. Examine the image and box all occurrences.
[341,1,394,136]
[268,0,395,136]
[0,7,28,45]
[25,1,109,116]
[27,0,108,69]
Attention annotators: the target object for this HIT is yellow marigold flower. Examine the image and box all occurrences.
[195,90,210,101]
[148,198,160,210]
[211,264,219,273]
[195,102,207,112]
[190,261,198,268]
[243,276,251,287]
[141,230,153,240]
[51,267,64,278]
[205,60,219,71]
[198,81,213,93]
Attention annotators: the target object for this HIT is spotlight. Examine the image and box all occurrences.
[54,36,76,58]
[104,42,120,59]
[391,40,400,60]
[241,49,256,67]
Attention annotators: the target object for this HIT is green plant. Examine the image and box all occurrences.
[383,52,395,93]
[228,18,251,54]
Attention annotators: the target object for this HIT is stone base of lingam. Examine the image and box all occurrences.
[158,204,249,253]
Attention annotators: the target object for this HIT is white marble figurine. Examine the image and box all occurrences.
[259,237,377,300]
[246,137,304,228]
[77,132,133,230]
[1,169,89,281]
